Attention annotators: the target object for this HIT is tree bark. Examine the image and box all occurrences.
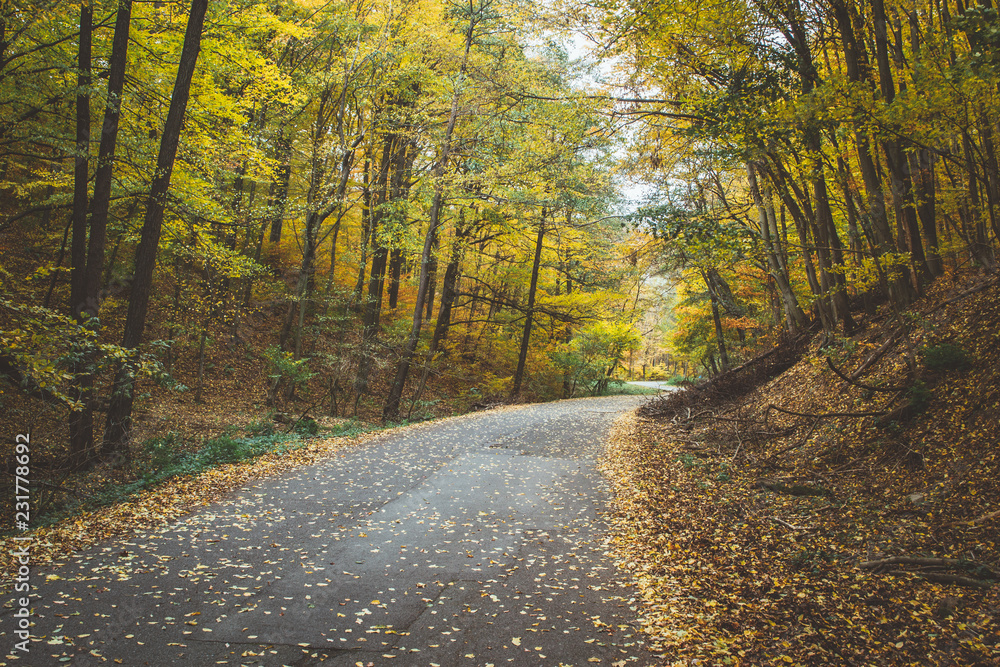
[871,0,931,287]
[387,248,403,309]
[86,0,133,316]
[69,2,92,322]
[68,2,93,466]
[830,0,915,305]
[510,213,545,397]
[408,214,469,412]
[268,133,291,244]
[102,0,208,458]
[704,268,731,373]
[382,12,475,421]
[748,162,807,330]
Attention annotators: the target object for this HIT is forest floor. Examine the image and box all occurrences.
[601,270,1000,666]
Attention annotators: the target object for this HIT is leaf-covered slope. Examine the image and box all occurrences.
[602,273,1000,666]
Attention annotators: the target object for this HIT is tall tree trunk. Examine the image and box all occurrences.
[510,213,545,397]
[70,3,92,321]
[408,215,469,413]
[293,212,318,359]
[978,115,1000,245]
[102,0,208,458]
[68,2,93,466]
[704,268,731,373]
[351,158,373,311]
[321,219,342,309]
[762,155,836,331]
[268,134,291,244]
[352,138,396,406]
[748,162,807,330]
[424,226,439,320]
[86,0,131,316]
[69,0,133,467]
[382,13,475,421]
[291,97,333,358]
[905,10,943,276]
[872,0,931,288]
[387,248,403,309]
[831,0,915,305]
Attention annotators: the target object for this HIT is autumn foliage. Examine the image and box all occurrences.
[603,272,1000,665]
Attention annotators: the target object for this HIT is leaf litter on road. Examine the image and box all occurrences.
[2,398,654,666]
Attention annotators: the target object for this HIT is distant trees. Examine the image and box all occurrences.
[600,0,1000,374]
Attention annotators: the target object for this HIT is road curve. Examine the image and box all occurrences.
[3,396,653,666]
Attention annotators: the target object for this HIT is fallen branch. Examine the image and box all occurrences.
[674,409,714,424]
[888,570,994,589]
[945,509,1000,528]
[764,404,886,420]
[769,516,814,533]
[922,277,999,316]
[764,418,820,461]
[861,556,999,580]
[826,357,905,392]
[850,327,906,380]
[861,556,966,569]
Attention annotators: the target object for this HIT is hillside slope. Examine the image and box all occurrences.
[603,272,1000,666]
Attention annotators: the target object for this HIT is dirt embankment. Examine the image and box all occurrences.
[603,273,1000,666]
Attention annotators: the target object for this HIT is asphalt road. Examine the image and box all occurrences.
[2,396,653,667]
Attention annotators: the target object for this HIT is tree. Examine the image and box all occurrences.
[103,0,209,457]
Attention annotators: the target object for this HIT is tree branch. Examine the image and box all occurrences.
[826,357,904,392]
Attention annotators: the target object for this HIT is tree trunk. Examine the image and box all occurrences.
[351,158,373,311]
[424,225,439,319]
[268,134,291,244]
[102,0,208,458]
[68,2,93,466]
[352,137,396,404]
[194,328,207,403]
[748,162,807,330]
[382,13,475,421]
[762,155,836,332]
[510,213,545,397]
[704,269,731,373]
[906,11,943,277]
[408,217,468,413]
[387,248,403,309]
[830,0,915,305]
[871,0,931,287]
[70,3,92,321]
[962,132,995,267]
[86,0,131,316]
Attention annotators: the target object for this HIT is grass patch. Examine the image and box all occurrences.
[31,428,313,529]
[604,380,662,396]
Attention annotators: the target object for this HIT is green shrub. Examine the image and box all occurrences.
[202,435,243,464]
[246,417,276,437]
[920,343,970,371]
[907,381,932,413]
[293,417,319,435]
[144,433,182,468]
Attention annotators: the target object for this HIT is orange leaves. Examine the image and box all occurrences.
[601,275,1000,666]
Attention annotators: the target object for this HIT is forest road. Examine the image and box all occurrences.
[4,395,654,666]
